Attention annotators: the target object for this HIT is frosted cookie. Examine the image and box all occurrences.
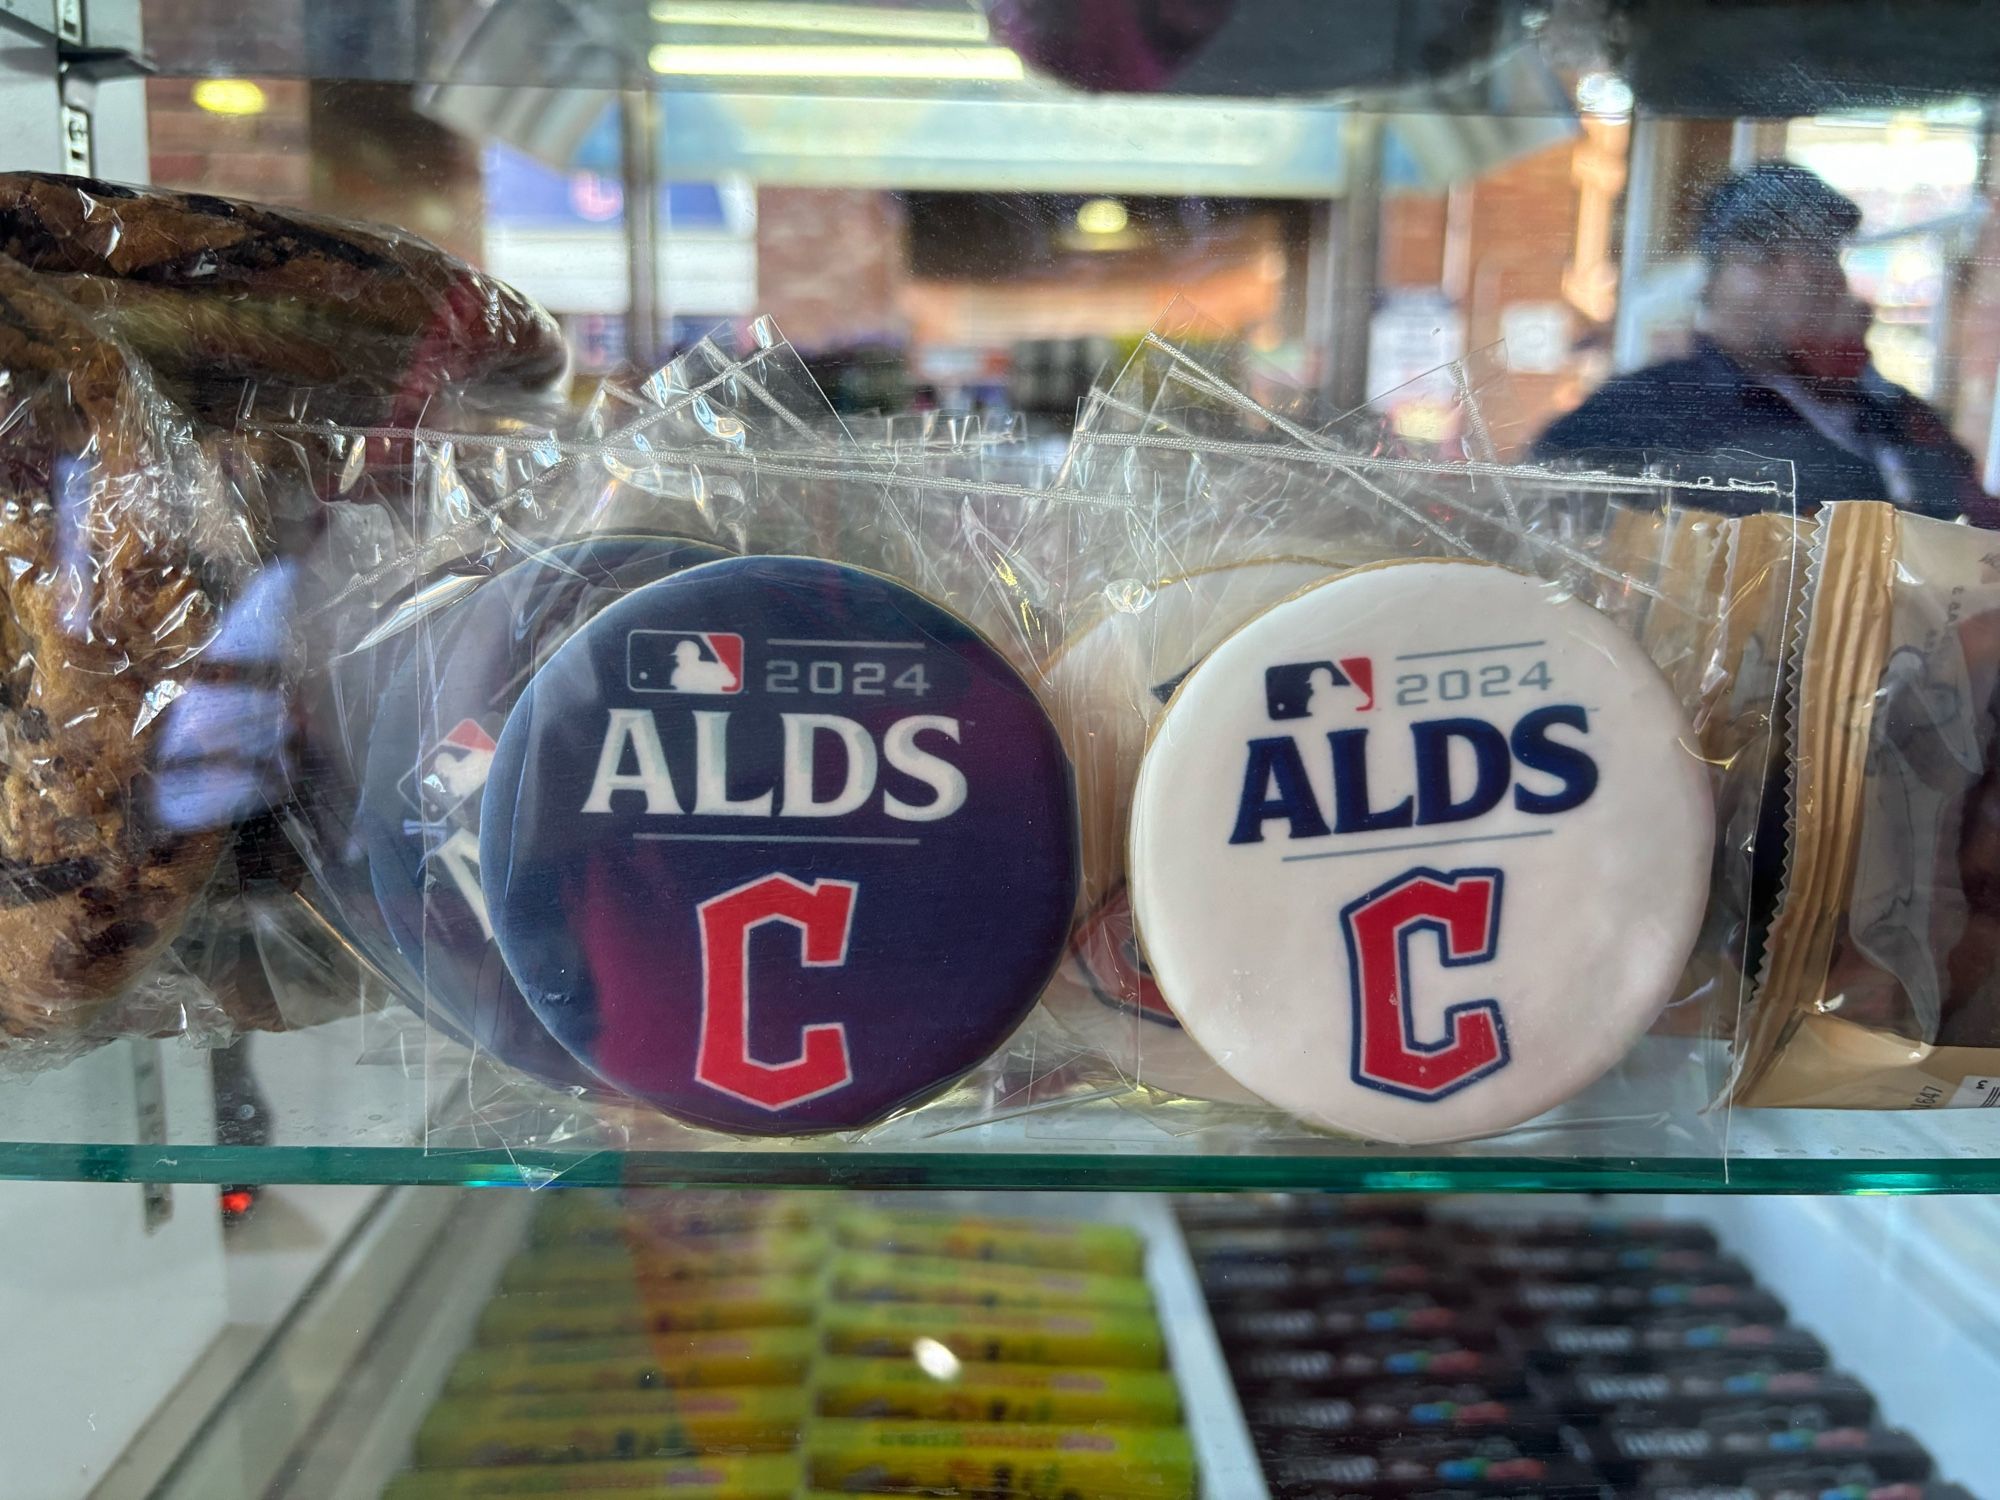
[361,535,728,1087]
[480,555,1079,1134]
[1129,560,1712,1143]
[1039,560,1335,1101]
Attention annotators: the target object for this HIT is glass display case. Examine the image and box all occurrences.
[5,1,2000,1496]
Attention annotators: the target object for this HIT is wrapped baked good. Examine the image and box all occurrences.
[1737,501,2000,1105]
[0,174,575,1060]
[0,253,257,1049]
[0,171,568,428]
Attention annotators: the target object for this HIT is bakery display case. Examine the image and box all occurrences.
[1,0,1999,1190]
[6,0,2000,1493]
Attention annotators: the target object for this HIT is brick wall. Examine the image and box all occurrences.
[1376,139,1605,455]
[1459,140,1590,452]
[755,189,909,351]
[1382,193,1449,288]
[902,216,1287,350]
[144,77,312,205]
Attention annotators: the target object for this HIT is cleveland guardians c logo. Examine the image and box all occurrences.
[1339,866,1509,1101]
[695,873,858,1110]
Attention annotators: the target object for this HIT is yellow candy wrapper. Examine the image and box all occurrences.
[413,1395,801,1467]
[445,1335,814,1396]
[421,1384,804,1430]
[835,1210,1144,1275]
[383,1453,803,1498]
[806,1418,1195,1500]
[814,1356,1181,1425]
[820,1302,1165,1369]
[475,1278,817,1344]
[831,1251,1153,1312]
[502,1233,830,1290]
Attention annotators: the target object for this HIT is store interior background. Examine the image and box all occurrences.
[137,2,2000,482]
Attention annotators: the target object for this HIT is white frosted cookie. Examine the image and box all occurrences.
[1128,560,1713,1143]
[1040,560,1339,1100]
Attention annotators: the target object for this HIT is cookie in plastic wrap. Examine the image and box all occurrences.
[0,254,255,1048]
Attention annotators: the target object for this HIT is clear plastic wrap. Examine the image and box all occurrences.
[0,252,260,1064]
[322,319,1803,1155]
[0,171,568,428]
[1737,501,2000,1107]
[272,328,862,1086]
[1039,325,1801,1145]
[0,172,1808,1154]
[390,422,1082,1149]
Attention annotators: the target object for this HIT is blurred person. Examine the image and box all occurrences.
[1537,162,1995,523]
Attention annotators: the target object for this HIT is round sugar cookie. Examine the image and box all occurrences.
[479,555,1080,1135]
[1128,560,1713,1144]
[1039,560,1338,1101]
[361,535,729,1087]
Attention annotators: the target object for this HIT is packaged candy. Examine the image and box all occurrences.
[379,1454,803,1498]
[818,1301,1166,1368]
[813,1356,1183,1425]
[804,1417,1196,1500]
[412,1387,803,1466]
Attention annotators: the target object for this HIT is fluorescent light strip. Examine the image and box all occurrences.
[647,43,1023,80]
[649,2,991,43]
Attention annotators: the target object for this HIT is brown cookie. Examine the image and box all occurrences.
[0,172,567,426]
[0,254,229,1040]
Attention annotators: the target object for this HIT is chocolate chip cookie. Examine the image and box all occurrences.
[0,254,230,1039]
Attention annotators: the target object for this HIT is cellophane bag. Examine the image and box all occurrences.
[0,170,586,1072]
[1033,320,1800,1150]
[0,253,264,1067]
[268,327,859,1095]
[1737,500,2000,1108]
[367,420,1082,1153]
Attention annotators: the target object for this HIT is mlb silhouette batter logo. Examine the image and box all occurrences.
[402,718,497,823]
[1265,656,1375,717]
[626,629,744,694]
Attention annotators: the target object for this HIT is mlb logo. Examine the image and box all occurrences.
[1265,656,1374,718]
[403,717,497,822]
[627,630,744,695]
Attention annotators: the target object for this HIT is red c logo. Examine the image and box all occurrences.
[1339,866,1508,1101]
[695,873,857,1110]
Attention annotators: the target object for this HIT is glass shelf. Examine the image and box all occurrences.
[6,1022,1999,1193]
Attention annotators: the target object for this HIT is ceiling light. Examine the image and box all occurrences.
[648,43,1023,80]
[191,78,268,117]
[1076,198,1130,236]
[650,2,990,43]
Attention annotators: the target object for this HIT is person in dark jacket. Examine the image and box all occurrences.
[1536,162,1995,523]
